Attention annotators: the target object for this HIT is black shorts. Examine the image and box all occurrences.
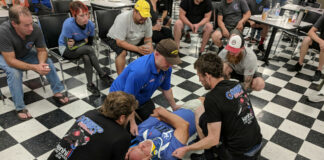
[103,37,143,56]
[163,16,171,25]
[230,71,262,82]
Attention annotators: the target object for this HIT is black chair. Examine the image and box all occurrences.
[38,13,70,92]
[306,2,321,8]
[52,0,72,14]
[94,9,121,68]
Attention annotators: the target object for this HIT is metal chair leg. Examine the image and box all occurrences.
[39,75,46,93]
[0,88,5,105]
[59,61,68,96]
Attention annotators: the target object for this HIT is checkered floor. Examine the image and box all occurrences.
[1,4,324,160]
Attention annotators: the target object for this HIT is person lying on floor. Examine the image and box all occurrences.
[125,99,202,160]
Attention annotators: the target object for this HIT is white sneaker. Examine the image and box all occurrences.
[307,93,324,103]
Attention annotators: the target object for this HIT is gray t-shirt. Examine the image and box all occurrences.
[0,21,46,59]
[219,47,257,76]
[314,13,324,39]
[246,0,270,15]
[218,0,250,28]
[107,10,152,45]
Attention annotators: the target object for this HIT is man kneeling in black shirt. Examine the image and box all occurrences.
[48,91,138,160]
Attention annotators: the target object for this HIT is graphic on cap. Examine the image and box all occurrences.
[135,0,151,18]
[225,35,244,54]
[156,39,182,65]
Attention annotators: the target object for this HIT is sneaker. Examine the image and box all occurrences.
[99,73,114,84]
[87,83,100,96]
[307,93,324,102]
[287,62,302,72]
[257,44,265,52]
[312,70,322,81]
[184,32,191,43]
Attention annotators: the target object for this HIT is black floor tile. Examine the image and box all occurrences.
[287,111,315,128]
[177,61,190,68]
[272,72,292,81]
[304,64,317,71]
[270,130,303,152]
[284,83,307,94]
[181,93,200,102]
[64,77,84,90]
[177,80,202,92]
[98,57,111,66]
[8,91,44,106]
[295,154,310,160]
[261,63,280,71]
[0,110,27,129]
[82,94,107,108]
[306,130,324,148]
[0,77,7,88]
[295,72,313,82]
[21,131,60,157]
[63,66,84,77]
[271,95,297,109]
[317,111,324,122]
[256,111,284,128]
[0,131,18,152]
[308,83,321,91]
[47,92,78,108]
[36,109,73,129]
[264,82,281,94]
[173,69,195,79]
[249,95,269,109]
[23,77,49,90]
[299,95,324,110]
[152,94,178,108]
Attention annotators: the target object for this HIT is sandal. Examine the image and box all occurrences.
[16,109,33,121]
[53,94,69,105]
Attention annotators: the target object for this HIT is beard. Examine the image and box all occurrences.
[226,52,243,65]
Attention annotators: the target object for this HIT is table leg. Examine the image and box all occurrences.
[263,27,278,65]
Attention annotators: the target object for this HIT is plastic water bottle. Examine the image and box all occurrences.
[292,11,298,23]
[275,3,281,16]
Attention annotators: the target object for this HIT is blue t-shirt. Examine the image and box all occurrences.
[110,53,172,105]
[134,109,196,160]
[58,17,95,47]
[32,0,52,13]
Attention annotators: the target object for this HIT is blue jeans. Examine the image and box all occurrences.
[0,49,64,111]
[250,28,261,40]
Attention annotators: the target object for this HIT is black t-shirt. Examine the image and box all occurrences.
[48,110,131,160]
[157,0,168,13]
[204,80,262,154]
[314,14,324,39]
[218,0,250,28]
[147,0,159,26]
[180,0,213,24]
[246,0,270,15]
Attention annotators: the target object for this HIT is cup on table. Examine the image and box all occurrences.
[262,8,269,21]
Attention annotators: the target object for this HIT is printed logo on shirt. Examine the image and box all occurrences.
[25,42,34,50]
[76,115,104,135]
[149,78,155,83]
[233,3,239,10]
[237,93,255,124]
[225,84,244,100]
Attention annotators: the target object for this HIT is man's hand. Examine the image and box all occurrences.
[137,45,151,55]
[153,22,162,31]
[222,28,230,38]
[172,105,182,111]
[34,63,50,75]
[192,24,200,33]
[248,20,255,28]
[172,146,189,159]
[67,39,75,48]
[129,120,138,136]
[236,21,244,31]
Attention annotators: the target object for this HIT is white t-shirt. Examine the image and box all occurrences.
[107,10,152,45]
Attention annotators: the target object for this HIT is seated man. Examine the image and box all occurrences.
[211,0,251,52]
[173,0,213,56]
[105,0,153,75]
[0,6,68,120]
[219,33,265,91]
[287,14,324,81]
[245,0,270,52]
[125,100,200,160]
[48,91,138,160]
[173,53,263,160]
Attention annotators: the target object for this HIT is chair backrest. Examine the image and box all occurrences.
[52,0,71,13]
[299,10,322,33]
[0,16,8,24]
[306,2,321,8]
[95,9,121,39]
[38,13,69,49]
[211,2,220,29]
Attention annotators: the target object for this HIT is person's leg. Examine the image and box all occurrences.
[194,105,206,139]
[299,36,313,65]
[200,23,213,53]
[0,55,25,112]
[249,28,256,40]
[173,19,184,49]
[136,99,155,122]
[115,50,127,75]
[211,28,223,48]
[83,45,106,76]
[252,77,265,91]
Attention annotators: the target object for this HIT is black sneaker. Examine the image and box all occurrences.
[87,83,100,96]
[258,44,265,52]
[312,70,322,81]
[99,73,114,84]
[184,32,191,43]
[287,62,302,72]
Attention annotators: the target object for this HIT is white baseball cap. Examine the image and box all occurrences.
[225,35,244,54]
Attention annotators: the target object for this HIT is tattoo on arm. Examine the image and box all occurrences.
[244,75,253,90]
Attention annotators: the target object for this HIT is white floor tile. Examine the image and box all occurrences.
[259,121,277,140]
[263,102,291,118]
[251,89,276,101]
[27,99,57,117]
[0,144,34,160]
[261,141,296,160]
[33,85,54,99]
[265,77,288,88]
[299,141,324,160]
[36,149,53,160]
[279,119,310,140]
[293,102,320,119]
[172,86,192,100]
[312,120,324,134]
[6,119,47,143]
[60,100,94,118]
[68,85,90,99]
[289,77,312,88]
[50,119,75,139]
[278,88,302,102]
